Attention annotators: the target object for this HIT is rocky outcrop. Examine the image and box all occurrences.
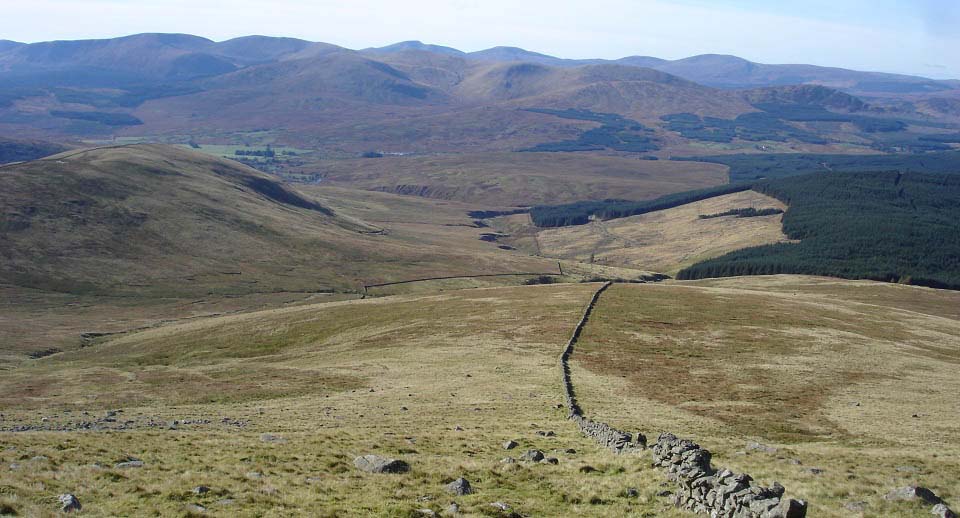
[559,282,807,518]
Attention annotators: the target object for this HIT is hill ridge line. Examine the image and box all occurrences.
[559,282,808,517]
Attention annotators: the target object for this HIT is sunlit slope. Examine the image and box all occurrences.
[571,277,960,517]
[535,190,789,275]
[0,283,687,517]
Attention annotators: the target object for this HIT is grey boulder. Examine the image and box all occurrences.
[445,477,473,495]
[353,454,410,474]
[520,449,544,462]
[59,494,81,513]
[884,486,943,506]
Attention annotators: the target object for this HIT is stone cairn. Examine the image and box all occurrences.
[560,282,807,518]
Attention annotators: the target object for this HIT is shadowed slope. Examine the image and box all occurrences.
[0,144,366,296]
[1,145,554,298]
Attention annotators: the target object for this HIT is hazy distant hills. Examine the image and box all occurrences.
[2,33,954,91]
[1,33,958,151]
[365,41,956,95]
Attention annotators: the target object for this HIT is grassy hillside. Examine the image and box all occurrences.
[0,278,956,516]
[528,183,751,227]
[572,278,960,517]
[301,151,727,207]
[677,171,960,289]
[0,145,558,298]
[0,283,688,517]
[534,190,790,275]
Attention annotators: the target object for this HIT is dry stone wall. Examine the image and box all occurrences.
[560,282,807,518]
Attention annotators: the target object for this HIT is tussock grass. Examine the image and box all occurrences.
[0,284,686,516]
[572,276,960,517]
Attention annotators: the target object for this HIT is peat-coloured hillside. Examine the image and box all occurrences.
[0,144,563,299]
[0,144,365,296]
[677,171,960,289]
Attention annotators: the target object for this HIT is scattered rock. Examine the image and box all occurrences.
[59,494,82,513]
[539,457,559,465]
[193,486,210,495]
[625,487,640,498]
[353,454,410,474]
[932,504,957,518]
[490,502,511,511]
[520,449,544,462]
[843,501,868,512]
[884,485,943,505]
[499,457,515,464]
[115,459,144,469]
[579,465,597,473]
[656,489,672,498]
[445,477,472,496]
[415,509,436,517]
[183,503,206,513]
[785,458,803,465]
[536,430,555,437]
[260,433,286,443]
[444,502,461,516]
[503,440,518,450]
[806,467,825,475]
[746,441,778,454]
[563,448,577,454]
[245,471,263,480]
[454,425,464,431]
[216,499,235,506]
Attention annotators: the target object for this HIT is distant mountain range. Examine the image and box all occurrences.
[363,40,957,95]
[1,34,954,93]
[0,34,957,152]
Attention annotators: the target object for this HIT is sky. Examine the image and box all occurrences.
[1,0,958,79]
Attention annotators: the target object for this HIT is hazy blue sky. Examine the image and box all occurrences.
[2,0,958,78]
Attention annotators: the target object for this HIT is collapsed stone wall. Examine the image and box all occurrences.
[560,282,807,518]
